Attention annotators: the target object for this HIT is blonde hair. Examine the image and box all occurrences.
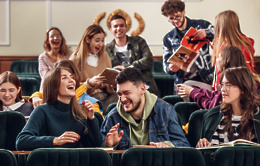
[212,10,254,68]
[72,24,106,77]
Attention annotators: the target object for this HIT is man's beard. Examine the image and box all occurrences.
[175,15,185,29]
[124,98,142,114]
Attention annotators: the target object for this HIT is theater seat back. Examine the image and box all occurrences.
[10,60,39,74]
[121,147,205,166]
[213,146,260,166]
[0,149,18,166]
[0,111,26,150]
[26,148,112,166]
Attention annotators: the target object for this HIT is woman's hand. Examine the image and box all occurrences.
[114,65,125,71]
[89,75,106,87]
[176,84,194,98]
[106,123,124,147]
[32,96,43,108]
[53,131,80,146]
[196,138,212,148]
[82,100,95,120]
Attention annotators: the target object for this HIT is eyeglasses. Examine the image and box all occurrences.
[219,83,234,91]
[50,34,62,39]
[168,15,182,22]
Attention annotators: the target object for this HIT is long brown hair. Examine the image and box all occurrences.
[0,71,23,110]
[212,10,254,68]
[44,27,70,56]
[219,46,260,83]
[53,59,81,89]
[71,24,106,80]
[219,67,260,140]
[42,65,88,123]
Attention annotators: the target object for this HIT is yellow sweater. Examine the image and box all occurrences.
[28,83,103,118]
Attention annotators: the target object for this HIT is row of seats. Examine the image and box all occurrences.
[152,60,174,97]
[2,146,260,166]
[9,60,174,98]
[10,60,41,96]
[2,99,260,166]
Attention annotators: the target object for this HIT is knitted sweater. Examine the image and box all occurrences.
[3,101,33,116]
[70,52,115,95]
[16,100,102,150]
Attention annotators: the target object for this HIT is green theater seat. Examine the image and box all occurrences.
[213,146,260,166]
[105,102,117,116]
[0,111,26,150]
[18,76,40,96]
[121,147,205,166]
[162,95,184,106]
[10,60,39,74]
[173,102,200,126]
[0,149,18,166]
[187,109,207,147]
[26,148,112,166]
[10,60,41,96]
[152,60,174,98]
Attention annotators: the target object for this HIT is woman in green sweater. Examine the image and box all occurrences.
[16,63,102,150]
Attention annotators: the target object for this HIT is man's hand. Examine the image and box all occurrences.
[176,84,194,98]
[82,100,95,120]
[193,29,206,40]
[150,142,170,148]
[105,123,124,147]
[32,96,43,108]
[53,131,80,146]
[196,138,212,148]
[169,62,181,72]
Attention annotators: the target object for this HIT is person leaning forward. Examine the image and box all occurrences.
[100,67,190,150]
[161,0,214,94]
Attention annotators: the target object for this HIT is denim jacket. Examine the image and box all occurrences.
[163,17,215,92]
[100,96,190,150]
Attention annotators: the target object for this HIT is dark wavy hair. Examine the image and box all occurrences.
[116,67,145,87]
[161,0,185,17]
[219,67,260,140]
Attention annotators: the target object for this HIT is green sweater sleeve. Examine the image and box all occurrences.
[80,117,102,147]
[16,106,55,150]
